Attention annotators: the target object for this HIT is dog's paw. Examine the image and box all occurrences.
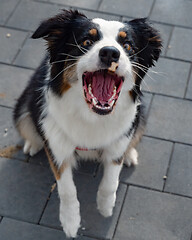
[97,190,116,217]
[124,147,138,167]
[23,140,43,156]
[60,201,81,238]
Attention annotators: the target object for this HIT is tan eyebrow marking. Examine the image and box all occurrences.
[119,31,127,38]
[89,28,97,36]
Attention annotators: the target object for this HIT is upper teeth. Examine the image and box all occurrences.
[88,83,116,109]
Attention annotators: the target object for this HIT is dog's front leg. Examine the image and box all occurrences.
[97,136,130,217]
[43,126,80,238]
[57,159,80,238]
[45,144,80,238]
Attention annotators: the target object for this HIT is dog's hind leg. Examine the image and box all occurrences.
[15,113,43,156]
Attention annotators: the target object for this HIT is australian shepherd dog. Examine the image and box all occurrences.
[13,10,161,238]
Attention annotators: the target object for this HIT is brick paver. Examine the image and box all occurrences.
[0,0,192,239]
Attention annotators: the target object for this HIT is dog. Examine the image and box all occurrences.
[13,10,162,238]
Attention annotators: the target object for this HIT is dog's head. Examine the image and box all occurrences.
[32,10,162,115]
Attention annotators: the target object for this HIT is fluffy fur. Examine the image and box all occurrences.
[13,10,162,238]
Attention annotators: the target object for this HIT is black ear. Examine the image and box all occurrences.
[31,9,87,40]
[126,18,162,101]
[128,18,162,69]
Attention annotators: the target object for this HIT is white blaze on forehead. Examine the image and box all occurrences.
[92,18,125,38]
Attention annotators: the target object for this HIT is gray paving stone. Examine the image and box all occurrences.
[164,143,192,198]
[143,58,191,98]
[75,160,99,176]
[80,10,121,21]
[150,0,192,28]
[0,64,33,108]
[0,158,54,222]
[0,27,27,64]
[146,95,192,145]
[142,92,153,118]
[6,0,61,31]
[0,0,20,25]
[120,136,173,190]
[41,173,127,239]
[166,27,192,62]
[48,0,100,10]
[29,149,50,168]
[186,72,192,100]
[14,38,46,69]
[99,0,154,18]
[0,218,67,240]
[114,186,192,240]
[0,106,26,160]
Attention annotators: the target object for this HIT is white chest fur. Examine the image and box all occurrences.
[42,84,138,150]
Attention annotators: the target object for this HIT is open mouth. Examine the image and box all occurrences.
[82,69,124,115]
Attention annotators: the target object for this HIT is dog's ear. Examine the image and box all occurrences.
[128,18,162,69]
[127,18,162,101]
[31,9,87,41]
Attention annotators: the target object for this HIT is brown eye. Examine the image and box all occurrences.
[82,39,93,47]
[123,43,131,51]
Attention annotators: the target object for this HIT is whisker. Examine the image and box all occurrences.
[132,69,151,93]
[59,53,79,59]
[50,62,77,82]
[66,43,88,53]
[132,61,164,76]
[51,58,77,65]
[130,41,149,58]
[132,64,155,83]
[72,32,87,54]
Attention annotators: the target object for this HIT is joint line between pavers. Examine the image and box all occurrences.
[148,0,156,18]
[112,184,129,239]
[37,181,56,225]
[4,0,23,26]
[11,32,31,65]
[162,143,175,191]
[184,63,192,99]
[164,26,175,56]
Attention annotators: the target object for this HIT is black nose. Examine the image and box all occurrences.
[99,46,120,66]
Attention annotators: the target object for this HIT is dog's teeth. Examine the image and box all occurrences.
[109,100,115,107]
[92,98,97,106]
[88,84,94,98]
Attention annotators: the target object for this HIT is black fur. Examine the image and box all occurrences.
[126,18,162,101]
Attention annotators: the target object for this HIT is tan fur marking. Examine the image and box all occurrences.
[60,81,71,94]
[149,35,161,42]
[44,144,67,180]
[89,28,97,36]
[129,90,134,101]
[119,31,127,38]
[60,66,74,95]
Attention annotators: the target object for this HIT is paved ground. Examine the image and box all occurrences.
[0,0,192,239]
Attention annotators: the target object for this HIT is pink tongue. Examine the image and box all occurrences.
[92,72,115,104]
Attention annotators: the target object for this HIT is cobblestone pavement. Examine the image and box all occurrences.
[0,0,192,239]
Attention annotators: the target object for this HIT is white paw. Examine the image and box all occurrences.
[60,201,81,238]
[97,190,116,217]
[23,140,43,156]
[124,147,138,167]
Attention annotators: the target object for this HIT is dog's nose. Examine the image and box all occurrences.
[99,46,120,66]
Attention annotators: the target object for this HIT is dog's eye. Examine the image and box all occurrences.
[82,39,93,47]
[123,43,131,51]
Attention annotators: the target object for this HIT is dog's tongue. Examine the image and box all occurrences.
[92,71,115,104]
